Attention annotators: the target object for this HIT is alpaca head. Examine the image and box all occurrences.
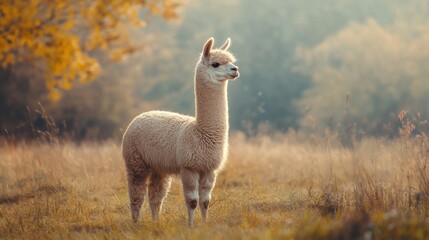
[196,38,240,84]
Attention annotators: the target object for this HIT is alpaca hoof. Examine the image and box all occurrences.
[132,212,140,223]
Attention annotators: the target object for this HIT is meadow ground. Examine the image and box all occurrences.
[1,131,429,239]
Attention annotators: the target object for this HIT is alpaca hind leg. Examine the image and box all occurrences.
[127,169,150,223]
[180,168,200,227]
[199,171,216,221]
[148,174,172,221]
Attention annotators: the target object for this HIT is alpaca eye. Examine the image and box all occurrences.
[211,63,220,68]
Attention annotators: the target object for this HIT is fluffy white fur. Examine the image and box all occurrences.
[121,38,239,226]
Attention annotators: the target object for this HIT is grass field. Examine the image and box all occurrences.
[1,131,429,239]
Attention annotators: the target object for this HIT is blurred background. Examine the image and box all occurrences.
[1,0,428,141]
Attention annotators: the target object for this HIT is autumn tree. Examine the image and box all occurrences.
[0,0,179,139]
[0,0,179,100]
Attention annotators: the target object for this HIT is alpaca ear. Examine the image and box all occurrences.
[202,38,214,64]
[219,38,231,51]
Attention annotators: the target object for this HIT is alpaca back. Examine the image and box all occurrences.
[122,110,194,174]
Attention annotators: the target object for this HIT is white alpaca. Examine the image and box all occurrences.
[121,38,239,226]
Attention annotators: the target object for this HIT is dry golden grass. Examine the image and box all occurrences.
[1,132,429,239]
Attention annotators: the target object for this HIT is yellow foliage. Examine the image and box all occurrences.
[0,0,180,100]
[48,88,62,101]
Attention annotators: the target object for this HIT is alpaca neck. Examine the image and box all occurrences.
[194,78,229,137]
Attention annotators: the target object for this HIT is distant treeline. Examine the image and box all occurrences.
[1,0,429,140]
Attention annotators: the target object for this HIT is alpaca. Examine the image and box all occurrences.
[121,38,239,226]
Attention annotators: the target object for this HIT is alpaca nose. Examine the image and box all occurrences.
[231,66,239,71]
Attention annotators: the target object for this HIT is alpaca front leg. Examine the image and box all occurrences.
[180,168,199,227]
[199,171,216,221]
